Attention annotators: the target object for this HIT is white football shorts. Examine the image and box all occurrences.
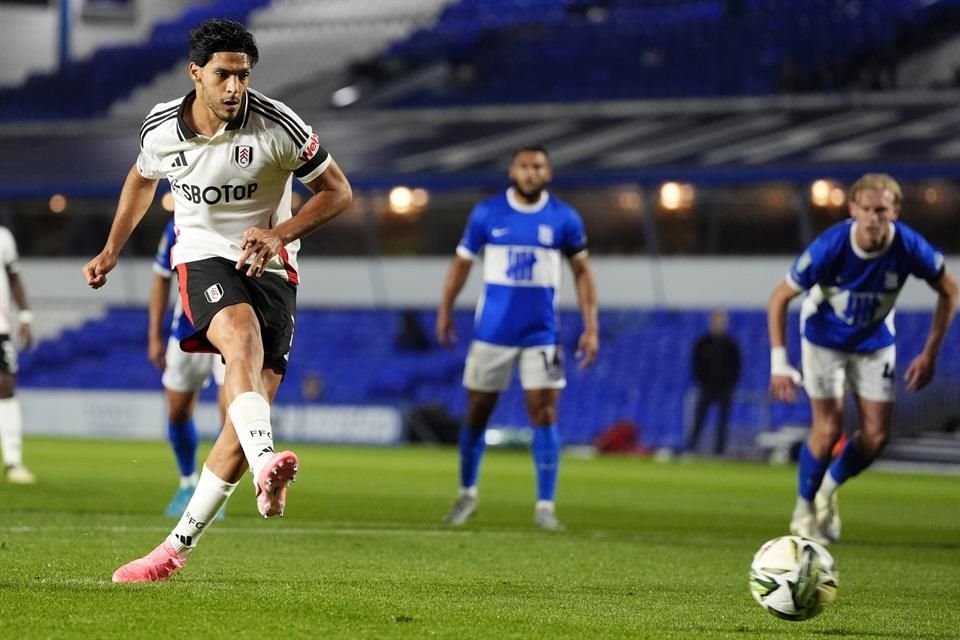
[161,337,226,393]
[463,340,566,392]
[801,339,896,402]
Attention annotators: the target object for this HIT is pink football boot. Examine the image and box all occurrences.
[112,541,186,583]
[255,451,299,518]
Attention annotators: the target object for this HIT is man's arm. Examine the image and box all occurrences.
[236,158,352,276]
[436,256,473,348]
[82,163,159,288]
[904,270,959,391]
[147,273,171,371]
[8,269,32,349]
[767,279,803,402]
[569,254,598,368]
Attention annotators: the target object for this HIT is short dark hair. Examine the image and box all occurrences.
[188,19,259,67]
[512,145,550,160]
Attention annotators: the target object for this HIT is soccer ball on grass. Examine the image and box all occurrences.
[749,535,838,621]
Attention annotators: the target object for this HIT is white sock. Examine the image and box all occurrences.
[460,486,478,498]
[0,397,24,467]
[535,500,555,512]
[818,472,839,499]
[228,392,275,480]
[180,472,199,489]
[167,465,237,557]
[794,496,814,515]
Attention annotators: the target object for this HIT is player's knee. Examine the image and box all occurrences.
[809,427,842,457]
[0,374,14,398]
[466,397,496,426]
[528,404,556,426]
[169,406,192,423]
[860,430,889,456]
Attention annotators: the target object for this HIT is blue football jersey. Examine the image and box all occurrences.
[457,189,588,347]
[152,219,196,342]
[787,219,944,352]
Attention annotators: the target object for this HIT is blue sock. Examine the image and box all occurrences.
[531,425,561,502]
[168,418,198,478]
[458,426,486,489]
[827,438,873,484]
[797,442,829,501]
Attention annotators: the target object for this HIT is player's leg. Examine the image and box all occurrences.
[224,273,300,518]
[113,262,292,582]
[524,387,564,530]
[163,388,200,515]
[444,341,514,525]
[444,390,497,525]
[0,338,33,484]
[182,261,298,513]
[816,345,896,543]
[114,360,278,583]
[791,341,845,543]
[520,345,566,530]
[113,400,248,583]
[714,391,732,456]
[686,391,710,453]
[160,339,208,512]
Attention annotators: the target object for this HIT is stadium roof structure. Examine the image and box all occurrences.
[3,91,960,199]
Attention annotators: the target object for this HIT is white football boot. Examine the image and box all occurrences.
[815,491,841,544]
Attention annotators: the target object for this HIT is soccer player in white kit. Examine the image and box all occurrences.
[436,147,599,530]
[0,225,35,485]
[768,173,957,544]
[83,19,352,582]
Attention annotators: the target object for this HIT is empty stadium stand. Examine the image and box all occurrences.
[17,307,960,451]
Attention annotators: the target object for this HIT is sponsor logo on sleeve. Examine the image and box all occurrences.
[298,133,321,163]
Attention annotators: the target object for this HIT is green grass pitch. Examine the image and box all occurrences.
[1,438,957,639]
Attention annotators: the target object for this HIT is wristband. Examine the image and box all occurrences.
[17,310,33,324]
[770,346,789,373]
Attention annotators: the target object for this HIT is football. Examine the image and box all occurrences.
[749,535,839,621]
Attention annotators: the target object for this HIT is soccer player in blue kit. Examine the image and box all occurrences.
[436,146,599,530]
[768,173,957,544]
[148,218,226,517]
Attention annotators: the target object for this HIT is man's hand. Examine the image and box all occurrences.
[82,251,118,289]
[436,309,456,348]
[904,351,935,392]
[576,330,598,369]
[770,374,802,403]
[148,336,166,371]
[770,347,802,403]
[236,227,284,277]
[16,324,32,351]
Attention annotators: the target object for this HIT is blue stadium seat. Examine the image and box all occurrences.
[19,306,960,448]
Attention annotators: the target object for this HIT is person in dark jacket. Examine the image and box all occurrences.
[688,309,741,455]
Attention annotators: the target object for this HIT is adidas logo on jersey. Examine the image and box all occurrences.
[171,151,188,168]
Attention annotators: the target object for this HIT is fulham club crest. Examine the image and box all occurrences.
[234,145,253,168]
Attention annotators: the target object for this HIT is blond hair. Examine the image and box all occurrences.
[848,173,902,206]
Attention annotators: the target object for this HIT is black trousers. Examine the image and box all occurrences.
[688,387,733,454]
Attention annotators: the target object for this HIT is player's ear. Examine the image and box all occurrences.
[187,62,202,83]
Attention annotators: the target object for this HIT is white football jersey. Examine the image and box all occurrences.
[0,225,21,335]
[137,88,332,283]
